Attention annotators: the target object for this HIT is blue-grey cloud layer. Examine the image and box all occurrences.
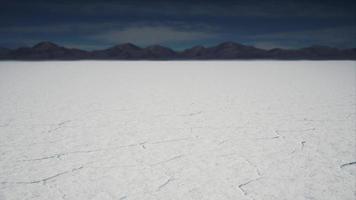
[0,0,355,49]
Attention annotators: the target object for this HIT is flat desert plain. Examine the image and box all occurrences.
[0,61,355,200]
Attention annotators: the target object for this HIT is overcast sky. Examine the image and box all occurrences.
[0,0,355,50]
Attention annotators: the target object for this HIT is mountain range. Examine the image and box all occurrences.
[0,41,355,60]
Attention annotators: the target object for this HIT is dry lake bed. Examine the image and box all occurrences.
[0,61,355,200]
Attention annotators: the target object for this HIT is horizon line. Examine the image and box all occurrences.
[2,41,356,51]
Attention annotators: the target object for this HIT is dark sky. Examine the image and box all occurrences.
[0,0,355,50]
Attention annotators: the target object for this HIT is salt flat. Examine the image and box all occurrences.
[0,61,355,200]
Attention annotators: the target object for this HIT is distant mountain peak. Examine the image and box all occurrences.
[217,41,244,48]
[304,45,335,50]
[111,43,141,50]
[33,41,61,50]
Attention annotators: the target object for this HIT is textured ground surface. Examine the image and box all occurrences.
[0,61,355,200]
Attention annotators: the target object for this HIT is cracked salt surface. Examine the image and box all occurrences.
[0,61,355,200]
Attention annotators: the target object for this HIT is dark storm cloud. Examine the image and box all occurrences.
[0,0,355,49]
